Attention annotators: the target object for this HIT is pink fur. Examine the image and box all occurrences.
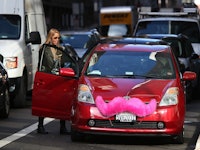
[95,96,157,117]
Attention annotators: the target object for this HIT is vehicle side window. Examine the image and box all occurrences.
[171,21,200,43]
[38,45,76,75]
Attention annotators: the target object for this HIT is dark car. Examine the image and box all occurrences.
[32,38,196,144]
[60,29,100,59]
[0,56,10,118]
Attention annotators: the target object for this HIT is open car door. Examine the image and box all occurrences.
[32,44,79,120]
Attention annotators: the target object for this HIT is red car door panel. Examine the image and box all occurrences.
[32,44,79,120]
[32,71,78,120]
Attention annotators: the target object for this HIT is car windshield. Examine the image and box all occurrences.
[0,15,21,39]
[135,20,200,43]
[61,34,90,48]
[86,51,175,79]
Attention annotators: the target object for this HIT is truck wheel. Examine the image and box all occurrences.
[0,88,10,118]
[12,75,27,108]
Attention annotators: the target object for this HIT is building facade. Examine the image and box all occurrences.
[42,0,187,31]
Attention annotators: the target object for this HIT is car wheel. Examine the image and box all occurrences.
[0,88,10,118]
[71,128,85,142]
[172,130,184,144]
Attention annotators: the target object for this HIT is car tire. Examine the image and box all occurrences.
[71,128,85,142]
[172,130,184,144]
[0,88,10,118]
[12,74,27,108]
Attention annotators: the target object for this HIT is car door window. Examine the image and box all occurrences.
[38,44,76,75]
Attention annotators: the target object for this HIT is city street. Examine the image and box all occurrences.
[0,98,199,150]
[0,1,200,150]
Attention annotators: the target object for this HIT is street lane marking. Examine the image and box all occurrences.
[0,118,199,149]
[0,118,54,148]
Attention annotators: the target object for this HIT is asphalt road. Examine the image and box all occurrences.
[0,98,199,150]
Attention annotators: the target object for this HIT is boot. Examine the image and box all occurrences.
[37,117,48,134]
[60,120,70,135]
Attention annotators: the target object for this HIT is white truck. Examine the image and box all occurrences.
[0,0,47,107]
[134,8,200,56]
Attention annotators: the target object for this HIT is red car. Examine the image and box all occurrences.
[32,38,196,144]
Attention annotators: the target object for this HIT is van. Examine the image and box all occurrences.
[0,0,47,107]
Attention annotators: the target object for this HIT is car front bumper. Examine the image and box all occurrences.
[71,103,185,136]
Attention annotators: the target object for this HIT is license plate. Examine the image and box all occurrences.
[115,112,136,122]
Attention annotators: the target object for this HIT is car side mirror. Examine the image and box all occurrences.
[182,71,196,81]
[26,31,41,44]
[59,68,75,77]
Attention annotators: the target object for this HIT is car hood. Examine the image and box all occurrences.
[0,40,23,57]
[84,77,177,103]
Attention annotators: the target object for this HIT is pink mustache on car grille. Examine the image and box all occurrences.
[95,96,157,118]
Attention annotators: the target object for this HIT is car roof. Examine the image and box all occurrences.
[60,30,92,35]
[138,34,178,38]
[94,37,171,53]
[94,43,170,53]
[137,17,199,22]
[137,34,189,40]
[103,37,168,45]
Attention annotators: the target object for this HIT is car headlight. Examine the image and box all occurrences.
[78,84,95,104]
[159,87,178,106]
[5,57,18,69]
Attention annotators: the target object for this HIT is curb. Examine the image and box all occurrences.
[195,135,200,150]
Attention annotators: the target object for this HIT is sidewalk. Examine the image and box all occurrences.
[195,135,200,150]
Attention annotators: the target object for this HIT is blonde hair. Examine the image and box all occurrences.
[45,28,61,45]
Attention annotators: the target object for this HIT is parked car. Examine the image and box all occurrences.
[0,55,10,118]
[60,29,100,59]
[137,34,200,101]
[32,38,196,144]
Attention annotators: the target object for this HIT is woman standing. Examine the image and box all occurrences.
[37,28,69,134]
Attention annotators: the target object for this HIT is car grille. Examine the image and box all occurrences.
[92,120,159,129]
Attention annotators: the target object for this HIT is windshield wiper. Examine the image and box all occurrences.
[113,74,157,79]
[86,73,157,79]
